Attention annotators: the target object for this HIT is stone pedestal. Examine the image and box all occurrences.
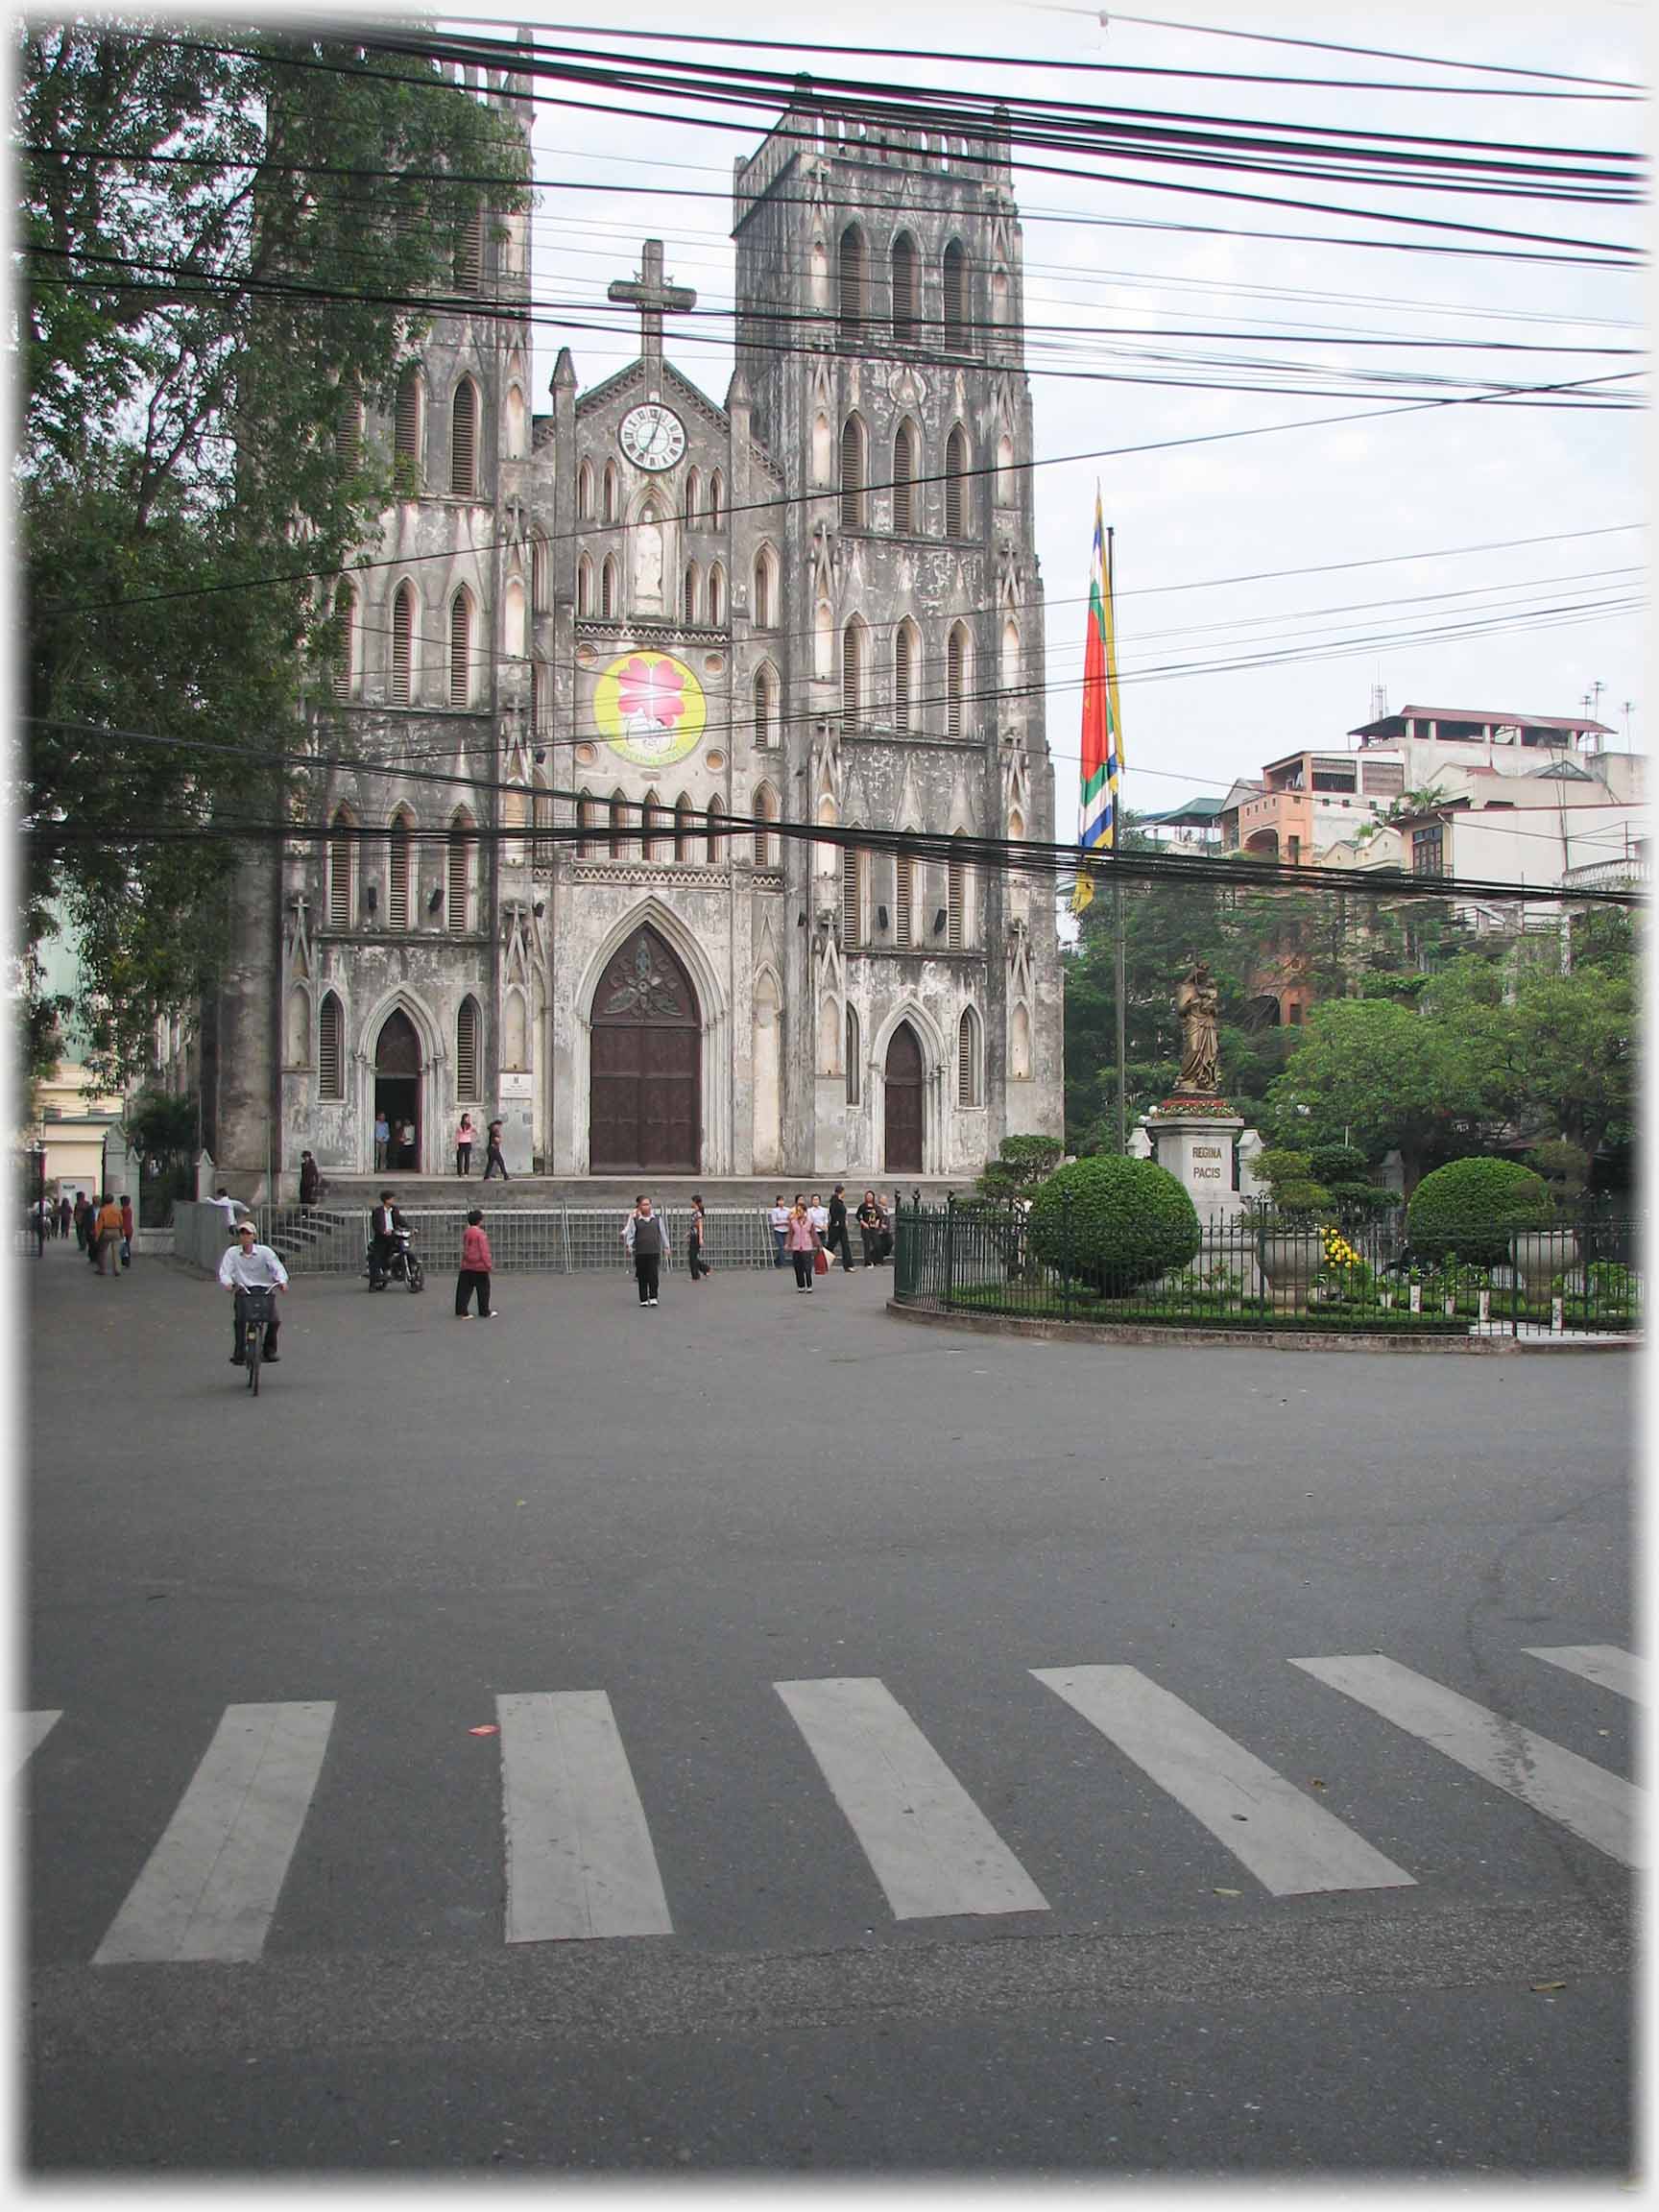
[1142,1100,1248,1224]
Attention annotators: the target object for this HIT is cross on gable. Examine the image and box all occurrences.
[608,239,696,389]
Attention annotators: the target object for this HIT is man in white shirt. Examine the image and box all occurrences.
[218,1217,289,1364]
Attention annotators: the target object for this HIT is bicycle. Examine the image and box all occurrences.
[240,1286,276,1396]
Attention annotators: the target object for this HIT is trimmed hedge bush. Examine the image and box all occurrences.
[1028,1154,1201,1290]
[1407,1156,1550,1265]
[1310,1143,1369,1187]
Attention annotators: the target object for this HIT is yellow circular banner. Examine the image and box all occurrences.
[592,650,706,768]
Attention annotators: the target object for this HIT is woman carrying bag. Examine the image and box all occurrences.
[783,1195,819,1293]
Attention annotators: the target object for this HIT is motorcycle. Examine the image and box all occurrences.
[366,1223,424,1293]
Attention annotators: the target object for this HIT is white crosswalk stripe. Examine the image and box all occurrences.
[497,1691,672,1941]
[1525,1645,1645,1703]
[92,1701,336,1966]
[1033,1665,1415,1896]
[14,1711,61,1776]
[1291,1654,1643,1869]
[775,1677,1048,1920]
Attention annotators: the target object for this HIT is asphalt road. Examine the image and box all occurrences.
[23,1238,1636,2176]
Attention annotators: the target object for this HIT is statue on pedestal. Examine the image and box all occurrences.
[1175,960,1221,1094]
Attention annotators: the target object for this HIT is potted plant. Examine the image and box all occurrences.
[1252,1149,1332,1305]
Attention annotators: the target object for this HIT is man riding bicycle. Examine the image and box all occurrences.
[218,1216,288,1364]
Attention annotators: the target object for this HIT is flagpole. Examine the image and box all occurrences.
[1110,525,1127,1154]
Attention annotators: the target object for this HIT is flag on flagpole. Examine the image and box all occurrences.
[1070,486,1122,914]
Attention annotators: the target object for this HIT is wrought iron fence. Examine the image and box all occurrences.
[252,1203,781,1276]
[893,1198,1642,1338]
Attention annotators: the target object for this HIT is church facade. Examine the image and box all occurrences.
[208,72,1064,1190]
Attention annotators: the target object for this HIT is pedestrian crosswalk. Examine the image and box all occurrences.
[17,1644,1639,1969]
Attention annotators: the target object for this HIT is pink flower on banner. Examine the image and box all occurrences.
[617,656,686,730]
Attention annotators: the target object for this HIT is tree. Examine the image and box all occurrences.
[975,1135,1064,1201]
[17,23,527,1076]
[1267,998,1494,1192]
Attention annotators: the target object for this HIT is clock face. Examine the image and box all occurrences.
[618,402,686,472]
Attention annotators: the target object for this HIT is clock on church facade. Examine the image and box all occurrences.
[200,62,1063,1195]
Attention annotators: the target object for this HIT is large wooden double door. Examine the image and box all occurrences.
[883,1021,925,1174]
[589,925,700,1173]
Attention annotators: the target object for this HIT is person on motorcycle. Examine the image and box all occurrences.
[369,1190,405,1290]
[218,1217,288,1364]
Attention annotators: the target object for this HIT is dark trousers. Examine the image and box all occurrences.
[455,1267,492,1316]
[635,1254,661,1304]
[231,1289,278,1358]
[482,1144,508,1180]
[456,1147,472,1176]
[828,1222,854,1272]
[859,1226,882,1266]
[771,1228,787,1267]
[791,1250,815,1289]
[688,1238,709,1281]
[370,1234,397,1285]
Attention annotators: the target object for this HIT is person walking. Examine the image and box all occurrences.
[57,1194,71,1240]
[455,1113,475,1177]
[825,1185,854,1274]
[783,1194,819,1293]
[686,1195,710,1284]
[482,1118,509,1181]
[119,1194,134,1269]
[299,1151,322,1209]
[767,1194,789,1268]
[373,1110,390,1171]
[622,1195,669,1307]
[72,1193,89,1251]
[455,1207,495,1318]
[397,1118,416,1168]
[856,1190,885,1267]
[92,1192,124,1278]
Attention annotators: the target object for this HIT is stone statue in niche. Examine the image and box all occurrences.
[633,513,664,609]
[1175,960,1221,1094]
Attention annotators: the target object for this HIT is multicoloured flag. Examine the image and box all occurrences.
[1070,487,1123,915]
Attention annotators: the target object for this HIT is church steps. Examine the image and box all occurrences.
[298,1176,959,1211]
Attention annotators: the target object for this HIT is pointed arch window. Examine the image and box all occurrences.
[957,1005,982,1106]
[448,589,472,708]
[894,848,914,947]
[1001,616,1021,700]
[754,781,779,867]
[640,789,665,861]
[945,425,970,538]
[706,795,726,865]
[319,991,345,1100]
[948,832,970,950]
[447,810,474,932]
[387,809,413,929]
[947,623,971,738]
[708,563,725,626]
[392,582,415,703]
[327,809,355,929]
[530,535,550,613]
[455,205,485,295]
[331,581,357,699]
[576,554,592,617]
[578,787,601,858]
[891,231,917,342]
[846,1004,861,1105]
[335,380,363,470]
[685,466,702,524]
[600,555,617,619]
[841,835,863,949]
[753,662,778,749]
[892,421,917,533]
[942,238,967,349]
[682,562,698,622]
[394,367,421,493]
[842,618,865,729]
[450,378,478,497]
[608,787,631,859]
[838,224,865,337]
[577,459,593,518]
[674,792,695,862]
[709,471,724,528]
[456,996,481,1100]
[753,547,775,629]
[602,461,618,523]
[894,621,916,732]
[840,414,866,530]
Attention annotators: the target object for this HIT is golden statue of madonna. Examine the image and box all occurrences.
[1175,961,1221,1094]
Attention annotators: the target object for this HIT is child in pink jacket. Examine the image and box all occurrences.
[456,1208,495,1319]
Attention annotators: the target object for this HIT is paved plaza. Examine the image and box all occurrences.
[21,1238,1636,2175]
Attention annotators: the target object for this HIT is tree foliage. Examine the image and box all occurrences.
[17,21,527,1075]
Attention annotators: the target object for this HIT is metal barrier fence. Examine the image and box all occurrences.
[251,1203,783,1276]
[893,1199,1642,1338]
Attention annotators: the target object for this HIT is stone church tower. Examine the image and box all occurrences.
[211,69,1063,1191]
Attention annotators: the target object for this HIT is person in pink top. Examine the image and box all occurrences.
[455,1207,496,1318]
[782,1192,819,1293]
[456,1113,475,1176]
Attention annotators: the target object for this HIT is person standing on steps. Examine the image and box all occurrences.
[455,1113,475,1177]
[623,1194,669,1307]
[783,1194,818,1293]
[481,1118,509,1181]
[299,1151,322,1210]
[455,1207,495,1319]
[373,1110,390,1171]
[686,1195,710,1284]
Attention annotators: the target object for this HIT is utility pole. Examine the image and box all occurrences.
[1110,525,1127,1155]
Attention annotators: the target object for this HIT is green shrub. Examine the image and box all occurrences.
[1330,1182,1397,1224]
[1028,1154,1201,1291]
[1310,1143,1369,1187]
[1407,1157,1550,1265]
[1252,1147,1333,1223]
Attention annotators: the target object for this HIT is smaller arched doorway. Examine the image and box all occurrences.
[884,1022,925,1174]
[374,1008,422,1170]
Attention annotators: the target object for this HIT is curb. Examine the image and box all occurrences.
[884,1300,1640,1355]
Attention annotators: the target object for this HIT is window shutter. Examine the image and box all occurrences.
[943,240,966,348]
[895,852,913,947]
[675,796,693,861]
[456,998,479,1099]
[893,424,913,533]
[947,629,966,738]
[838,227,864,335]
[447,821,470,931]
[451,381,477,497]
[706,798,725,864]
[332,584,354,699]
[840,417,863,529]
[335,384,362,470]
[842,624,861,728]
[841,842,861,948]
[958,1011,976,1105]
[894,625,912,730]
[388,817,410,928]
[394,371,421,493]
[949,842,967,950]
[455,207,485,295]
[891,234,916,342]
[319,994,344,1099]
[601,559,615,618]
[846,1005,860,1105]
[327,821,352,928]
[754,555,770,629]
[946,428,967,537]
[392,585,414,704]
[449,592,470,707]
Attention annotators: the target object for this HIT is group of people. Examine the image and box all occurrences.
[769,1188,896,1289]
[367,1112,510,1179]
[58,1190,132,1274]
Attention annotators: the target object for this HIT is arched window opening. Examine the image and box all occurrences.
[891,231,917,342]
[846,1004,861,1105]
[894,621,915,732]
[1001,617,1021,699]
[448,589,472,708]
[754,662,778,748]
[945,425,970,537]
[685,467,702,524]
[894,849,914,947]
[335,381,363,470]
[447,811,474,932]
[576,555,592,617]
[602,461,618,523]
[331,581,357,699]
[892,421,916,533]
[947,623,970,738]
[754,781,779,867]
[319,992,345,1100]
[708,563,725,626]
[608,787,631,859]
[753,548,775,629]
[394,367,421,493]
[1010,1002,1032,1081]
[578,788,601,858]
[387,810,413,929]
[706,795,726,864]
[530,536,549,613]
[838,224,865,337]
[450,378,478,497]
[640,789,665,861]
[841,836,862,949]
[948,833,970,950]
[682,563,699,623]
[456,997,481,1100]
[600,556,617,619]
[391,582,415,704]
[709,471,724,528]
[840,414,865,529]
[327,810,355,929]
[942,238,967,349]
[842,618,864,729]
[957,1006,981,1106]
[580,462,598,521]
[455,205,485,294]
[674,792,694,861]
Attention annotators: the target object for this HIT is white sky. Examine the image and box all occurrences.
[442,0,1647,822]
